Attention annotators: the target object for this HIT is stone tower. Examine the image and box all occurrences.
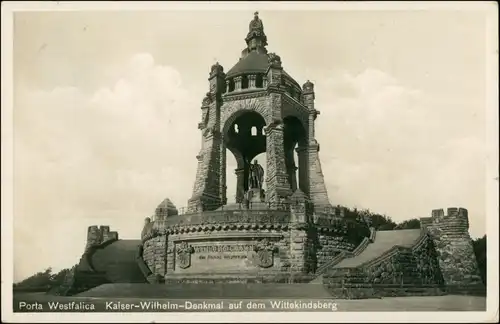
[187,12,331,212]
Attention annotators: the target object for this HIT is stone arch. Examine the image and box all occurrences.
[221,98,269,136]
[281,110,308,138]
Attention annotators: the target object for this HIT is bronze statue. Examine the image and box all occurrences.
[248,159,264,189]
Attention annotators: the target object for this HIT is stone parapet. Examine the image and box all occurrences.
[421,207,483,290]
[85,225,118,252]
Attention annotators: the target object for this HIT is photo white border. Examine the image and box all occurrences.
[1,1,498,323]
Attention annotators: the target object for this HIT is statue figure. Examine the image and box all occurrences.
[248,159,264,189]
[249,11,263,31]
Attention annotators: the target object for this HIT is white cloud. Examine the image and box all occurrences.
[315,69,486,236]
[14,53,202,280]
[13,60,486,282]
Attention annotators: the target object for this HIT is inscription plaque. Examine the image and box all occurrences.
[172,241,280,273]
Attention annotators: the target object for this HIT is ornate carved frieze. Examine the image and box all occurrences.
[222,90,267,102]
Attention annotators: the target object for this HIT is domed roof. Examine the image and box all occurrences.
[226,52,300,87]
[225,13,300,88]
[226,51,268,77]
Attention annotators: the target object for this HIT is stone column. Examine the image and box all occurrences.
[225,79,231,93]
[295,145,308,195]
[248,74,257,88]
[187,64,225,212]
[265,122,291,206]
[307,140,331,208]
[235,168,245,203]
[288,166,298,192]
[219,143,227,205]
[289,191,312,276]
[234,76,242,91]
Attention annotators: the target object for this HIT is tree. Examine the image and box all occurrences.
[14,266,74,291]
[472,235,486,284]
[394,218,421,230]
[14,268,53,289]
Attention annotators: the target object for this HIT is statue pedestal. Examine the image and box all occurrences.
[245,188,265,204]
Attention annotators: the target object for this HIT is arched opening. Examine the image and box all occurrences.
[255,74,264,88]
[224,110,267,204]
[283,116,307,194]
[241,75,249,89]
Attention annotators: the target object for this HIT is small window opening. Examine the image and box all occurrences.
[241,76,249,89]
[228,79,235,92]
[256,74,264,88]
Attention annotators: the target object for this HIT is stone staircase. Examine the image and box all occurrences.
[334,229,421,269]
[320,229,448,298]
[309,228,376,284]
[91,240,148,283]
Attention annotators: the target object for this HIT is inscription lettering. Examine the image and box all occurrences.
[193,244,254,253]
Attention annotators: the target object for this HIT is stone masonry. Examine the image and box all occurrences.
[186,12,330,210]
[421,207,484,292]
[67,13,485,299]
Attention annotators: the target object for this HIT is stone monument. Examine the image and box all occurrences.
[64,12,484,298]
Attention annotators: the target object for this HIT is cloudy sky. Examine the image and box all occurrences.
[10,5,495,281]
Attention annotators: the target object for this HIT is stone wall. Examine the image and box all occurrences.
[316,234,357,269]
[139,207,356,283]
[323,231,448,299]
[313,208,371,271]
[85,225,118,252]
[142,235,168,277]
[421,207,484,293]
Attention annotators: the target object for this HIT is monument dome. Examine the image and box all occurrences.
[225,12,301,92]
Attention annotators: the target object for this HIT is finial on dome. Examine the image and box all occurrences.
[246,11,267,49]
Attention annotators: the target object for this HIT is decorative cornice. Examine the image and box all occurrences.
[223,90,267,102]
[142,222,290,242]
[169,232,284,241]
